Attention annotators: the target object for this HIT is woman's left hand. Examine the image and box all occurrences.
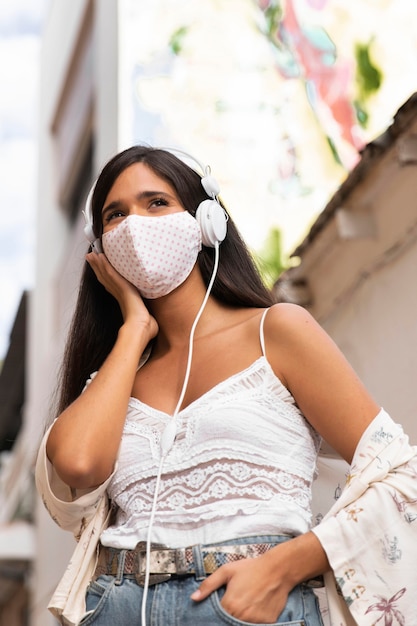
[191,552,291,623]
[191,532,329,624]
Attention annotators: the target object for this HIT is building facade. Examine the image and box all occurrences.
[0,2,119,624]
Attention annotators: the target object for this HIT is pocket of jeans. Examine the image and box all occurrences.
[79,575,116,625]
[210,588,305,626]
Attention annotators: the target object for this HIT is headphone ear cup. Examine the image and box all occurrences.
[83,223,103,254]
[84,223,96,244]
[195,199,227,247]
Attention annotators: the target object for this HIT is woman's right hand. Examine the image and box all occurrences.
[86,251,158,340]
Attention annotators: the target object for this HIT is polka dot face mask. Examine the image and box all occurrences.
[102,211,202,299]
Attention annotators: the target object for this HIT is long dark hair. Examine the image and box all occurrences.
[56,146,274,415]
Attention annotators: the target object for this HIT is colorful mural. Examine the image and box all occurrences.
[118,0,416,257]
[256,0,374,169]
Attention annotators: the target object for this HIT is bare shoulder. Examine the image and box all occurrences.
[262,302,351,374]
[265,302,314,324]
[263,303,327,347]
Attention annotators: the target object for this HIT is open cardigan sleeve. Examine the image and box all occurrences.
[35,422,115,626]
[35,422,115,538]
[312,409,417,625]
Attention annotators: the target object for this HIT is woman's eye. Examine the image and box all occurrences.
[150,197,168,208]
[105,210,125,222]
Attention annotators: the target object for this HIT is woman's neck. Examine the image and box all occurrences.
[146,267,225,350]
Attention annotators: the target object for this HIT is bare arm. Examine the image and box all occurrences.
[46,252,158,490]
[265,303,379,463]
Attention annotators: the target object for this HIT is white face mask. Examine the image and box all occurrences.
[102,211,202,298]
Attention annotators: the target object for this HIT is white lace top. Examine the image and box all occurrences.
[100,311,321,549]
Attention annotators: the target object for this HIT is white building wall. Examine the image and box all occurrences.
[296,114,417,445]
[26,2,120,624]
[321,243,417,441]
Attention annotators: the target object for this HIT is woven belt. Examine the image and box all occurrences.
[94,541,324,588]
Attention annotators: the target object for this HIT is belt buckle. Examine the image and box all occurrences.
[134,541,172,587]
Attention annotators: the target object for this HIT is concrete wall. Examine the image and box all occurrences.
[297,116,417,445]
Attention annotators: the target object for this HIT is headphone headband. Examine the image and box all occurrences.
[162,148,221,198]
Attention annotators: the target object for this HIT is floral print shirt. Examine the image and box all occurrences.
[312,408,417,625]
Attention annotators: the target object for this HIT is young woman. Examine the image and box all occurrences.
[36,146,417,626]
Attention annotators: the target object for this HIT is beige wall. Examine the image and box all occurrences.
[296,117,417,445]
[319,243,417,443]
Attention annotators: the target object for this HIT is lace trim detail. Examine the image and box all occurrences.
[113,459,311,517]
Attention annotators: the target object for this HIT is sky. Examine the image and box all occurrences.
[0,0,50,360]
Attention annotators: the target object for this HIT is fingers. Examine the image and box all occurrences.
[190,558,290,623]
[85,252,147,322]
[191,567,230,602]
[86,252,135,296]
[86,251,119,284]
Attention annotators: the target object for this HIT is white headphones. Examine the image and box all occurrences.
[83,184,103,253]
[82,148,228,252]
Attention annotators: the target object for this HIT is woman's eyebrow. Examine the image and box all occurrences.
[136,190,174,201]
[102,200,122,217]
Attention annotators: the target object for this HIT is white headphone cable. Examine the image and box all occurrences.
[140,242,220,624]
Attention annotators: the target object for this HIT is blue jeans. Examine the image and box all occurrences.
[79,536,324,626]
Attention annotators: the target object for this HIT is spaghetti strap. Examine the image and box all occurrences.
[259,308,270,357]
